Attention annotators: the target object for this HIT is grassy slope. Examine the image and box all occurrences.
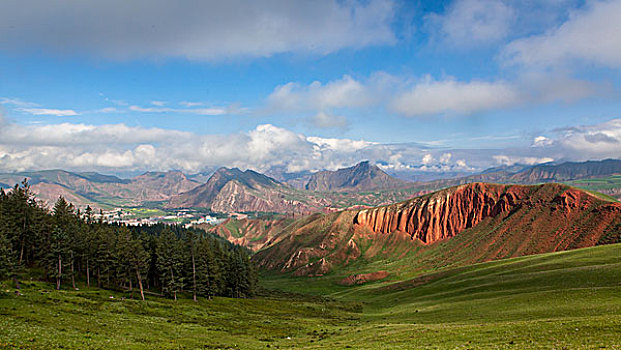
[0,281,360,350]
[262,243,621,349]
[2,243,620,349]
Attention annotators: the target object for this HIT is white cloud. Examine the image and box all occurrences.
[455,159,467,168]
[267,71,600,118]
[0,97,39,108]
[553,118,621,159]
[179,101,204,107]
[439,153,452,163]
[426,0,515,48]
[493,155,555,166]
[151,101,166,106]
[129,105,229,115]
[532,136,553,147]
[421,153,434,165]
[503,0,621,68]
[95,107,119,113]
[18,108,79,116]
[0,0,396,60]
[390,76,520,116]
[0,116,618,175]
[0,122,191,147]
[306,136,376,153]
[268,75,372,112]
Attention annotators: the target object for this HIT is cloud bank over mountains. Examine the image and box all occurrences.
[1,113,618,175]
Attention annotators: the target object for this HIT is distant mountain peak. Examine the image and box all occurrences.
[305,161,408,192]
[166,166,299,212]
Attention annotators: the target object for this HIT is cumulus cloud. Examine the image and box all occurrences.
[390,76,520,116]
[502,119,621,165]
[503,0,621,68]
[271,71,599,118]
[268,75,373,113]
[426,0,515,48]
[421,154,434,165]
[492,155,554,166]
[552,118,621,159]
[0,0,396,60]
[531,136,553,147]
[439,153,453,163]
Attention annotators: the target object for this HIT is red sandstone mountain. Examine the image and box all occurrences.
[252,183,621,276]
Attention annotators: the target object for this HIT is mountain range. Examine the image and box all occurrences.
[0,170,200,208]
[1,159,619,211]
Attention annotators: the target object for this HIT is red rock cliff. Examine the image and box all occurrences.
[353,183,604,244]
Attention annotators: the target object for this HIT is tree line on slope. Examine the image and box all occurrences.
[0,180,257,300]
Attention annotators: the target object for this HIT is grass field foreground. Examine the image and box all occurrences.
[1,244,620,349]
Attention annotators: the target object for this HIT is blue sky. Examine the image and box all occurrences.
[0,0,619,175]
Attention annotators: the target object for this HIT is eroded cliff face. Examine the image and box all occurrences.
[352,182,621,245]
[353,183,527,244]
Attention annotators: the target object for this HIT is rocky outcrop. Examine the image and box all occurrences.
[353,183,620,245]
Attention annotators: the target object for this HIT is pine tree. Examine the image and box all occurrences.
[0,231,16,281]
[47,226,69,290]
[52,196,77,289]
[128,235,149,301]
[185,230,199,302]
[76,220,95,287]
[196,237,221,299]
[0,190,13,280]
[226,248,249,298]
[156,228,184,300]
[93,226,115,288]
[4,180,38,267]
